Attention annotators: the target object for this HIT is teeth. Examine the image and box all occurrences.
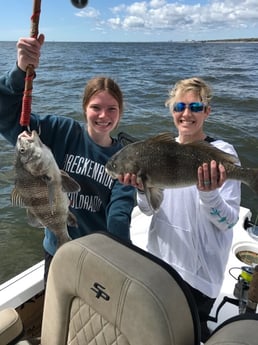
[96,122,110,126]
[180,120,194,123]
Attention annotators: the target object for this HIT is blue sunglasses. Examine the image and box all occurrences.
[173,102,205,113]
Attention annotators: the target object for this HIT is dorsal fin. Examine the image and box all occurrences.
[144,133,238,165]
[146,132,175,144]
[186,141,238,164]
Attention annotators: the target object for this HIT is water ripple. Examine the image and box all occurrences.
[0,41,258,282]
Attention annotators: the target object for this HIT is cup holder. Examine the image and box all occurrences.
[233,242,258,266]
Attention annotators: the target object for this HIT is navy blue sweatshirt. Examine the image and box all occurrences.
[0,64,135,255]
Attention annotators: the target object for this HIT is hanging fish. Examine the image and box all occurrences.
[11,130,81,248]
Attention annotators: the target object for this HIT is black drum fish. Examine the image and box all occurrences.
[11,130,80,248]
[105,132,258,211]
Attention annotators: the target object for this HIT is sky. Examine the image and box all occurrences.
[0,0,258,42]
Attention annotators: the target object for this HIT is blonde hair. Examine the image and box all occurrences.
[165,77,212,111]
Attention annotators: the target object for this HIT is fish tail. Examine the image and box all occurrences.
[244,168,258,195]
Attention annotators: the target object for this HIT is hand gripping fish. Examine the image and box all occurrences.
[105,132,258,211]
[11,130,81,248]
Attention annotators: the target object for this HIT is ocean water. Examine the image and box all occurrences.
[0,41,258,283]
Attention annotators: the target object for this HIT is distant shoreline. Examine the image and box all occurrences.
[1,38,258,44]
[183,38,258,43]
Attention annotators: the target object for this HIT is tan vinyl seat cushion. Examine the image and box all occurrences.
[40,232,199,345]
[0,308,23,344]
[206,316,258,345]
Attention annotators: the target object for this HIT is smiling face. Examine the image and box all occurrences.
[171,90,210,143]
[85,90,121,146]
[165,77,212,144]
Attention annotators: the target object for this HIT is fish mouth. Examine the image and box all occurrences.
[18,130,33,140]
[18,130,39,139]
[16,131,39,163]
[18,130,39,145]
[17,131,33,153]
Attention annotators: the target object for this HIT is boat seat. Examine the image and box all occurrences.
[0,308,23,344]
[206,313,258,345]
[1,232,258,345]
[1,232,200,344]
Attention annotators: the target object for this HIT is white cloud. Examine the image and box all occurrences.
[105,0,258,33]
[124,15,146,29]
[73,0,258,40]
[127,2,148,16]
[108,17,122,28]
[150,0,167,8]
[111,4,127,14]
[75,7,100,19]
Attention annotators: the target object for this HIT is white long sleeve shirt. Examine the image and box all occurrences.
[137,140,241,298]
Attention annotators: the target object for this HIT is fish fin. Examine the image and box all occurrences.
[117,132,139,146]
[146,132,176,144]
[27,209,44,228]
[36,175,55,214]
[140,174,164,211]
[67,211,78,227]
[145,187,164,212]
[241,167,258,195]
[146,133,238,165]
[60,170,81,193]
[142,177,164,211]
[41,174,52,183]
[187,141,238,164]
[11,188,26,208]
[40,174,62,214]
[41,177,55,214]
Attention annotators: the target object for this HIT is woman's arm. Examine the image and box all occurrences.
[106,181,136,241]
[0,36,45,142]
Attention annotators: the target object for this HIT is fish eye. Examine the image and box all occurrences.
[112,163,116,169]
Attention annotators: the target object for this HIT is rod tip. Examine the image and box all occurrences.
[70,0,88,9]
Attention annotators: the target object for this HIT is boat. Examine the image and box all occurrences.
[0,205,257,343]
[131,205,258,330]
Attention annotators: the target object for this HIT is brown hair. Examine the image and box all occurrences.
[82,76,124,115]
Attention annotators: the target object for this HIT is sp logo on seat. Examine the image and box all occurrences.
[91,282,110,301]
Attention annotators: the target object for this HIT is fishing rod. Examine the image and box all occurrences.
[19,0,41,128]
[71,0,89,8]
[19,0,89,128]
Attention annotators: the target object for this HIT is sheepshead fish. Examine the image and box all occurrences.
[11,130,81,248]
[105,132,258,211]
